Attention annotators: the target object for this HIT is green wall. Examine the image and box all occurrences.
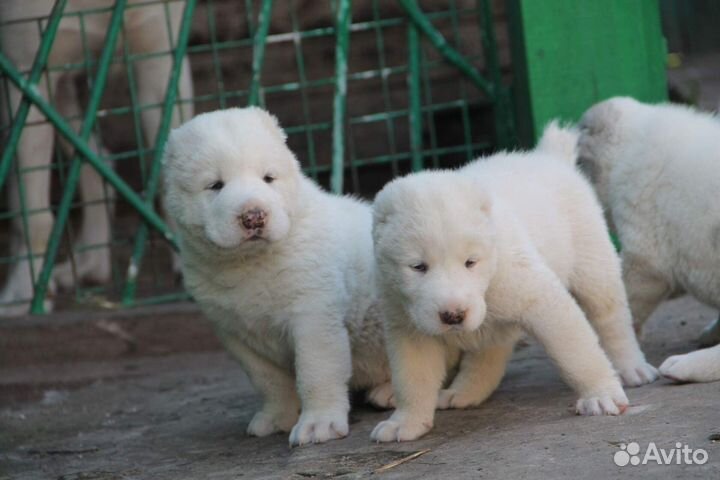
[509,0,668,146]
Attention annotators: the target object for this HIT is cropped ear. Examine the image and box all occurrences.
[478,193,492,216]
[371,186,397,240]
[468,182,492,216]
[247,107,287,144]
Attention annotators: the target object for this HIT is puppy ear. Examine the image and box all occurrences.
[248,107,288,144]
[372,186,397,239]
[475,189,493,216]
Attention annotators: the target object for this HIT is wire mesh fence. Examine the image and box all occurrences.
[0,0,515,315]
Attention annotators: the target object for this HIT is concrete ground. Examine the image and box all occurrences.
[1,296,719,480]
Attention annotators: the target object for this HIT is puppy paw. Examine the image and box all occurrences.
[659,348,720,383]
[247,409,297,437]
[616,360,659,387]
[370,412,432,442]
[367,382,395,409]
[575,385,628,416]
[288,410,348,446]
[54,248,111,289]
[436,388,483,410]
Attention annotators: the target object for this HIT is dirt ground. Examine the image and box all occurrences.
[1,296,719,480]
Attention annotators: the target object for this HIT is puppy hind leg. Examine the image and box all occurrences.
[218,332,300,437]
[570,245,658,387]
[126,6,194,276]
[0,84,56,315]
[622,253,672,336]
[52,76,114,289]
[437,342,515,410]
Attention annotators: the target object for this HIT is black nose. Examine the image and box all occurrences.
[439,310,466,325]
[239,208,267,230]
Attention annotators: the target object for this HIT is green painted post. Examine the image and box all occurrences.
[0,54,178,250]
[30,0,128,314]
[330,0,351,194]
[247,0,274,106]
[478,0,515,149]
[0,0,68,192]
[508,0,667,146]
[121,0,197,305]
[407,23,423,172]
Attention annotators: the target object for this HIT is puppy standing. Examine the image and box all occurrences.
[370,123,657,442]
[579,97,720,383]
[162,108,391,446]
[0,0,193,314]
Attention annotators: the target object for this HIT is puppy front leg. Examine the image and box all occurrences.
[437,342,514,410]
[516,271,628,415]
[217,332,300,437]
[289,313,352,446]
[371,329,446,442]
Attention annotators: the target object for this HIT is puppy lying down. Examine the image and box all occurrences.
[162,108,391,446]
[370,122,657,442]
[579,97,720,383]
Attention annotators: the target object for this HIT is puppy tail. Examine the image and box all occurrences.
[536,120,579,165]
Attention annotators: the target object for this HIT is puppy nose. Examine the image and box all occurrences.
[439,310,466,325]
[239,208,267,230]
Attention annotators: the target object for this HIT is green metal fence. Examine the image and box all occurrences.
[0,0,514,315]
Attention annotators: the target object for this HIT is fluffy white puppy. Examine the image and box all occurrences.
[370,122,657,442]
[579,97,720,383]
[162,108,391,446]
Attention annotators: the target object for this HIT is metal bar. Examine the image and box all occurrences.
[478,0,515,148]
[288,0,319,180]
[247,0,274,106]
[121,0,197,305]
[0,53,178,248]
[398,0,494,97]
[29,0,128,314]
[0,0,68,192]
[407,23,423,172]
[330,0,351,193]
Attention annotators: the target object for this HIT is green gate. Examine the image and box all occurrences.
[0,0,515,314]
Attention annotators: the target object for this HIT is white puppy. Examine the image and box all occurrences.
[0,0,193,315]
[162,108,391,446]
[370,122,657,442]
[578,97,720,383]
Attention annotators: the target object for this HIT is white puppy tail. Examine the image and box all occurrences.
[536,120,579,165]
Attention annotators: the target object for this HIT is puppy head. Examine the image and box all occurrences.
[163,107,300,252]
[373,171,498,335]
[578,96,641,205]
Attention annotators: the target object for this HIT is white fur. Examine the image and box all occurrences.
[579,97,720,383]
[0,0,193,315]
[162,108,391,446]
[370,122,657,442]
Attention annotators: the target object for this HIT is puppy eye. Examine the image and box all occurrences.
[410,262,428,273]
[465,259,477,269]
[263,174,276,184]
[208,180,224,191]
